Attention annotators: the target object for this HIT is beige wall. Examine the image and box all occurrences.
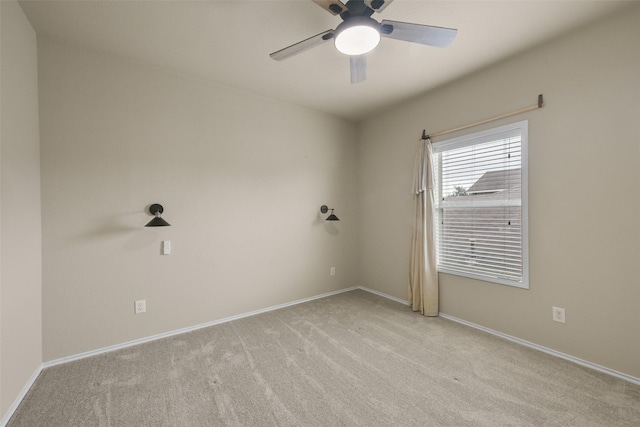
[38,39,358,361]
[358,4,640,379]
[0,0,43,417]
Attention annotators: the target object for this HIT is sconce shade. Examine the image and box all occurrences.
[145,216,171,227]
[326,211,340,221]
[145,203,171,227]
[320,205,340,221]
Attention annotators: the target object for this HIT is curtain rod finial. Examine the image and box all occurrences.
[421,129,429,140]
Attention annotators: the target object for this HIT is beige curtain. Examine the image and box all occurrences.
[409,138,438,316]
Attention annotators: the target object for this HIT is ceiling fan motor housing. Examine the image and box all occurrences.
[341,0,376,19]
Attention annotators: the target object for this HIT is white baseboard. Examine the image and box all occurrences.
[355,286,640,386]
[356,286,410,306]
[437,312,640,386]
[44,286,359,368]
[1,364,42,427]
[46,284,640,386]
[5,285,637,427]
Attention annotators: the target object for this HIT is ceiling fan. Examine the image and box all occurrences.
[269,0,457,84]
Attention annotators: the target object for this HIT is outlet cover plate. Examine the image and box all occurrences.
[135,299,146,314]
[552,306,565,323]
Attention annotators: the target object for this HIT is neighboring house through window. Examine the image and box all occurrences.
[432,120,529,288]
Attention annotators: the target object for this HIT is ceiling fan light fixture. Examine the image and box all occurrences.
[334,17,381,56]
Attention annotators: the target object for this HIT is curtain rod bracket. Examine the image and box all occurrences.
[421,129,429,140]
[538,94,544,108]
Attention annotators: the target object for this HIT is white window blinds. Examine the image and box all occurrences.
[433,121,529,288]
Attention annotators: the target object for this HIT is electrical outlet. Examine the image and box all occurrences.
[135,299,146,314]
[330,267,336,276]
[552,306,565,323]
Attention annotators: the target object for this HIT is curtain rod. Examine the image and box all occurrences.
[421,94,544,140]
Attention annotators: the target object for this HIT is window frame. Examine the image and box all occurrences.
[432,120,529,289]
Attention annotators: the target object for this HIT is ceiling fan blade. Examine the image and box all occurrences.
[270,30,335,61]
[350,54,367,84]
[364,0,394,13]
[380,20,457,48]
[311,0,347,16]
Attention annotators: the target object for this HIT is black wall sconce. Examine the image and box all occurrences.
[320,205,339,221]
[145,204,171,227]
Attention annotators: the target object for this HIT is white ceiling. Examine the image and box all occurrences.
[19,0,631,122]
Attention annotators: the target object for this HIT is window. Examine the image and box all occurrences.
[432,120,528,288]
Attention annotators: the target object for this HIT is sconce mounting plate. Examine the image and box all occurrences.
[149,204,164,215]
[320,205,329,214]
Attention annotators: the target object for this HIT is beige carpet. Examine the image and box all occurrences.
[8,290,640,426]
